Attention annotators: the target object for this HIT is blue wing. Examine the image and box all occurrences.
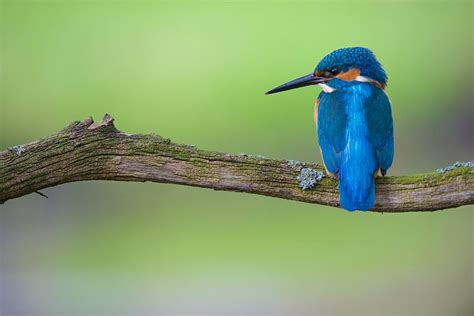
[317,87,393,175]
[316,83,393,211]
[317,92,347,175]
[366,89,394,175]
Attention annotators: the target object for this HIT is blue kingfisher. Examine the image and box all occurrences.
[267,47,394,211]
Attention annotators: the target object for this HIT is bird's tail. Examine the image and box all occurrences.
[338,148,377,212]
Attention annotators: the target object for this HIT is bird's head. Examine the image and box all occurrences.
[266,47,387,94]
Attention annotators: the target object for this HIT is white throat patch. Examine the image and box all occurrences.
[318,83,336,93]
[355,75,374,83]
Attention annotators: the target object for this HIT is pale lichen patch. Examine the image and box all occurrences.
[436,161,474,174]
[297,167,324,190]
[287,159,304,171]
[8,145,26,155]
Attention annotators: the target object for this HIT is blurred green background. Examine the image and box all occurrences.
[1,1,472,315]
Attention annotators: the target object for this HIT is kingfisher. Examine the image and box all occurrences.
[266,47,394,211]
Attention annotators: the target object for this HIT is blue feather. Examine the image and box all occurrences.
[366,89,394,175]
[318,80,393,211]
[316,47,387,86]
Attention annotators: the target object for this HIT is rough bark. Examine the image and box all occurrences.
[0,114,472,212]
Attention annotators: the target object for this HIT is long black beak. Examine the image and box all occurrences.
[266,73,326,95]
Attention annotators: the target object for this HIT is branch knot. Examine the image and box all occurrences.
[87,113,116,130]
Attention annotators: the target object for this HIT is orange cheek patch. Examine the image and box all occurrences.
[337,68,361,81]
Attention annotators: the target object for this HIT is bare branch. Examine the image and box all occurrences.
[0,114,472,212]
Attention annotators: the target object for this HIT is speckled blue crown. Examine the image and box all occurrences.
[316,47,387,85]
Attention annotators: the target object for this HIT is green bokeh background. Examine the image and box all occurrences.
[1,1,472,315]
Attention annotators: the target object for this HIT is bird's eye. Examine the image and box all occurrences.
[330,68,340,76]
[321,68,339,77]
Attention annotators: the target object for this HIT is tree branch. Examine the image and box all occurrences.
[1,114,472,212]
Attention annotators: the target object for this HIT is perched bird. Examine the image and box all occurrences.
[266,47,394,211]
